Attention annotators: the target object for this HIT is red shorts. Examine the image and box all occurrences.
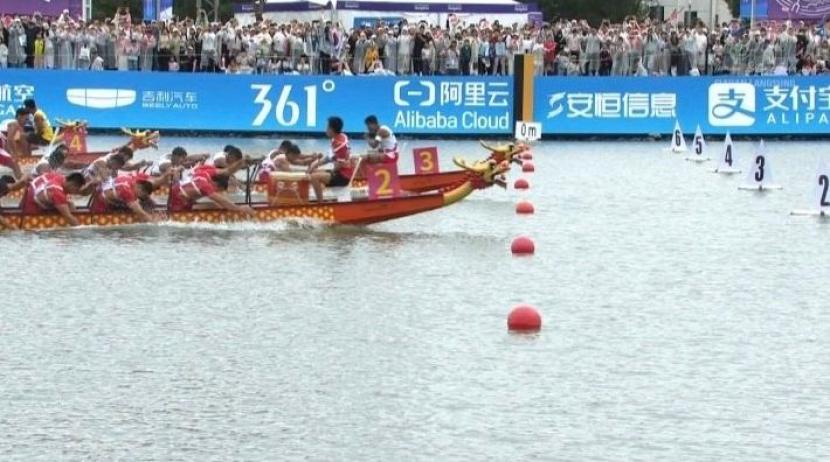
[169,184,193,212]
[259,170,271,183]
[0,149,14,168]
[89,193,110,213]
[21,186,42,214]
[382,150,399,163]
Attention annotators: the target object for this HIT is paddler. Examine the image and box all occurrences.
[89,170,175,223]
[149,147,209,176]
[81,152,127,187]
[259,142,322,182]
[108,146,151,173]
[306,116,353,202]
[0,175,32,230]
[21,172,88,227]
[32,145,89,176]
[23,99,55,146]
[362,115,399,164]
[205,145,242,168]
[5,109,33,157]
[205,145,245,190]
[169,158,256,216]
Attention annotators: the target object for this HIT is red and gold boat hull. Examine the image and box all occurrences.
[2,166,492,232]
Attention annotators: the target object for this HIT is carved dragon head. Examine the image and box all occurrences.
[121,128,161,150]
[479,140,529,166]
[453,157,511,190]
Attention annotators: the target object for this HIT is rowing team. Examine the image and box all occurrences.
[0,115,399,230]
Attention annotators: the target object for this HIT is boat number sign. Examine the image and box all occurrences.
[62,126,88,155]
[366,162,401,200]
[413,147,440,175]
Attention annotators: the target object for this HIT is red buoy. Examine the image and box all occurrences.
[515,200,535,214]
[522,161,535,173]
[514,178,530,190]
[511,236,535,255]
[522,152,533,161]
[508,305,542,331]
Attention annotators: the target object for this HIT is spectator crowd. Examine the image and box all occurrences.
[1,8,828,77]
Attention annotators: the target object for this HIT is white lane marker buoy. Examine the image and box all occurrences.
[738,141,782,191]
[685,125,710,162]
[791,159,830,217]
[710,131,742,174]
[669,120,687,153]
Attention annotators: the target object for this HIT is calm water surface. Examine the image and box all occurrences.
[1,137,829,461]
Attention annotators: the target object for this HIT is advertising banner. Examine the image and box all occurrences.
[1,0,81,18]
[534,75,830,135]
[0,70,512,135]
[767,0,830,20]
[739,0,769,19]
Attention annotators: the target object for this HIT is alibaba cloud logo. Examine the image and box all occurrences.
[547,92,566,119]
[66,88,137,109]
[708,83,756,127]
[394,81,436,107]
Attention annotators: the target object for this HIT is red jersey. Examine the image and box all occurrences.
[22,173,68,213]
[330,133,353,178]
[169,165,218,212]
[90,173,152,213]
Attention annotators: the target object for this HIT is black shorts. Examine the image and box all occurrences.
[26,133,49,146]
[329,170,350,187]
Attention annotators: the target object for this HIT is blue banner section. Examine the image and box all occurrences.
[534,75,830,135]
[739,0,768,19]
[0,70,513,135]
[143,0,157,22]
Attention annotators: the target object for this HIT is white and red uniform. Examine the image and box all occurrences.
[149,152,173,176]
[21,173,69,214]
[376,125,398,163]
[169,165,219,212]
[258,150,288,182]
[204,151,226,167]
[89,173,149,213]
[331,133,353,178]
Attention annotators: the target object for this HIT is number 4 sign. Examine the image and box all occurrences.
[413,147,439,174]
[62,124,88,155]
[366,162,402,200]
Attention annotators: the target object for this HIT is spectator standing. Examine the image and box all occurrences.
[445,40,460,75]
[8,18,26,68]
[460,38,472,75]
[413,29,425,75]
[34,32,45,69]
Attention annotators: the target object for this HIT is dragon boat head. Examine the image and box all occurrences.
[121,128,161,150]
[453,157,511,189]
[479,140,530,166]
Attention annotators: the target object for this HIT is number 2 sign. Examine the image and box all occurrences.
[413,147,439,175]
[366,162,401,200]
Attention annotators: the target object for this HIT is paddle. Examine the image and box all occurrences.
[337,157,363,203]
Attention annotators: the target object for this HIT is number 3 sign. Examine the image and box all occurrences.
[366,162,401,200]
[413,147,439,175]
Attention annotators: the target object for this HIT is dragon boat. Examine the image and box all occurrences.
[13,124,160,168]
[150,140,526,198]
[1,157,509,231]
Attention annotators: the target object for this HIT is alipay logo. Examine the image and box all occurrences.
[708,83,756,127]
